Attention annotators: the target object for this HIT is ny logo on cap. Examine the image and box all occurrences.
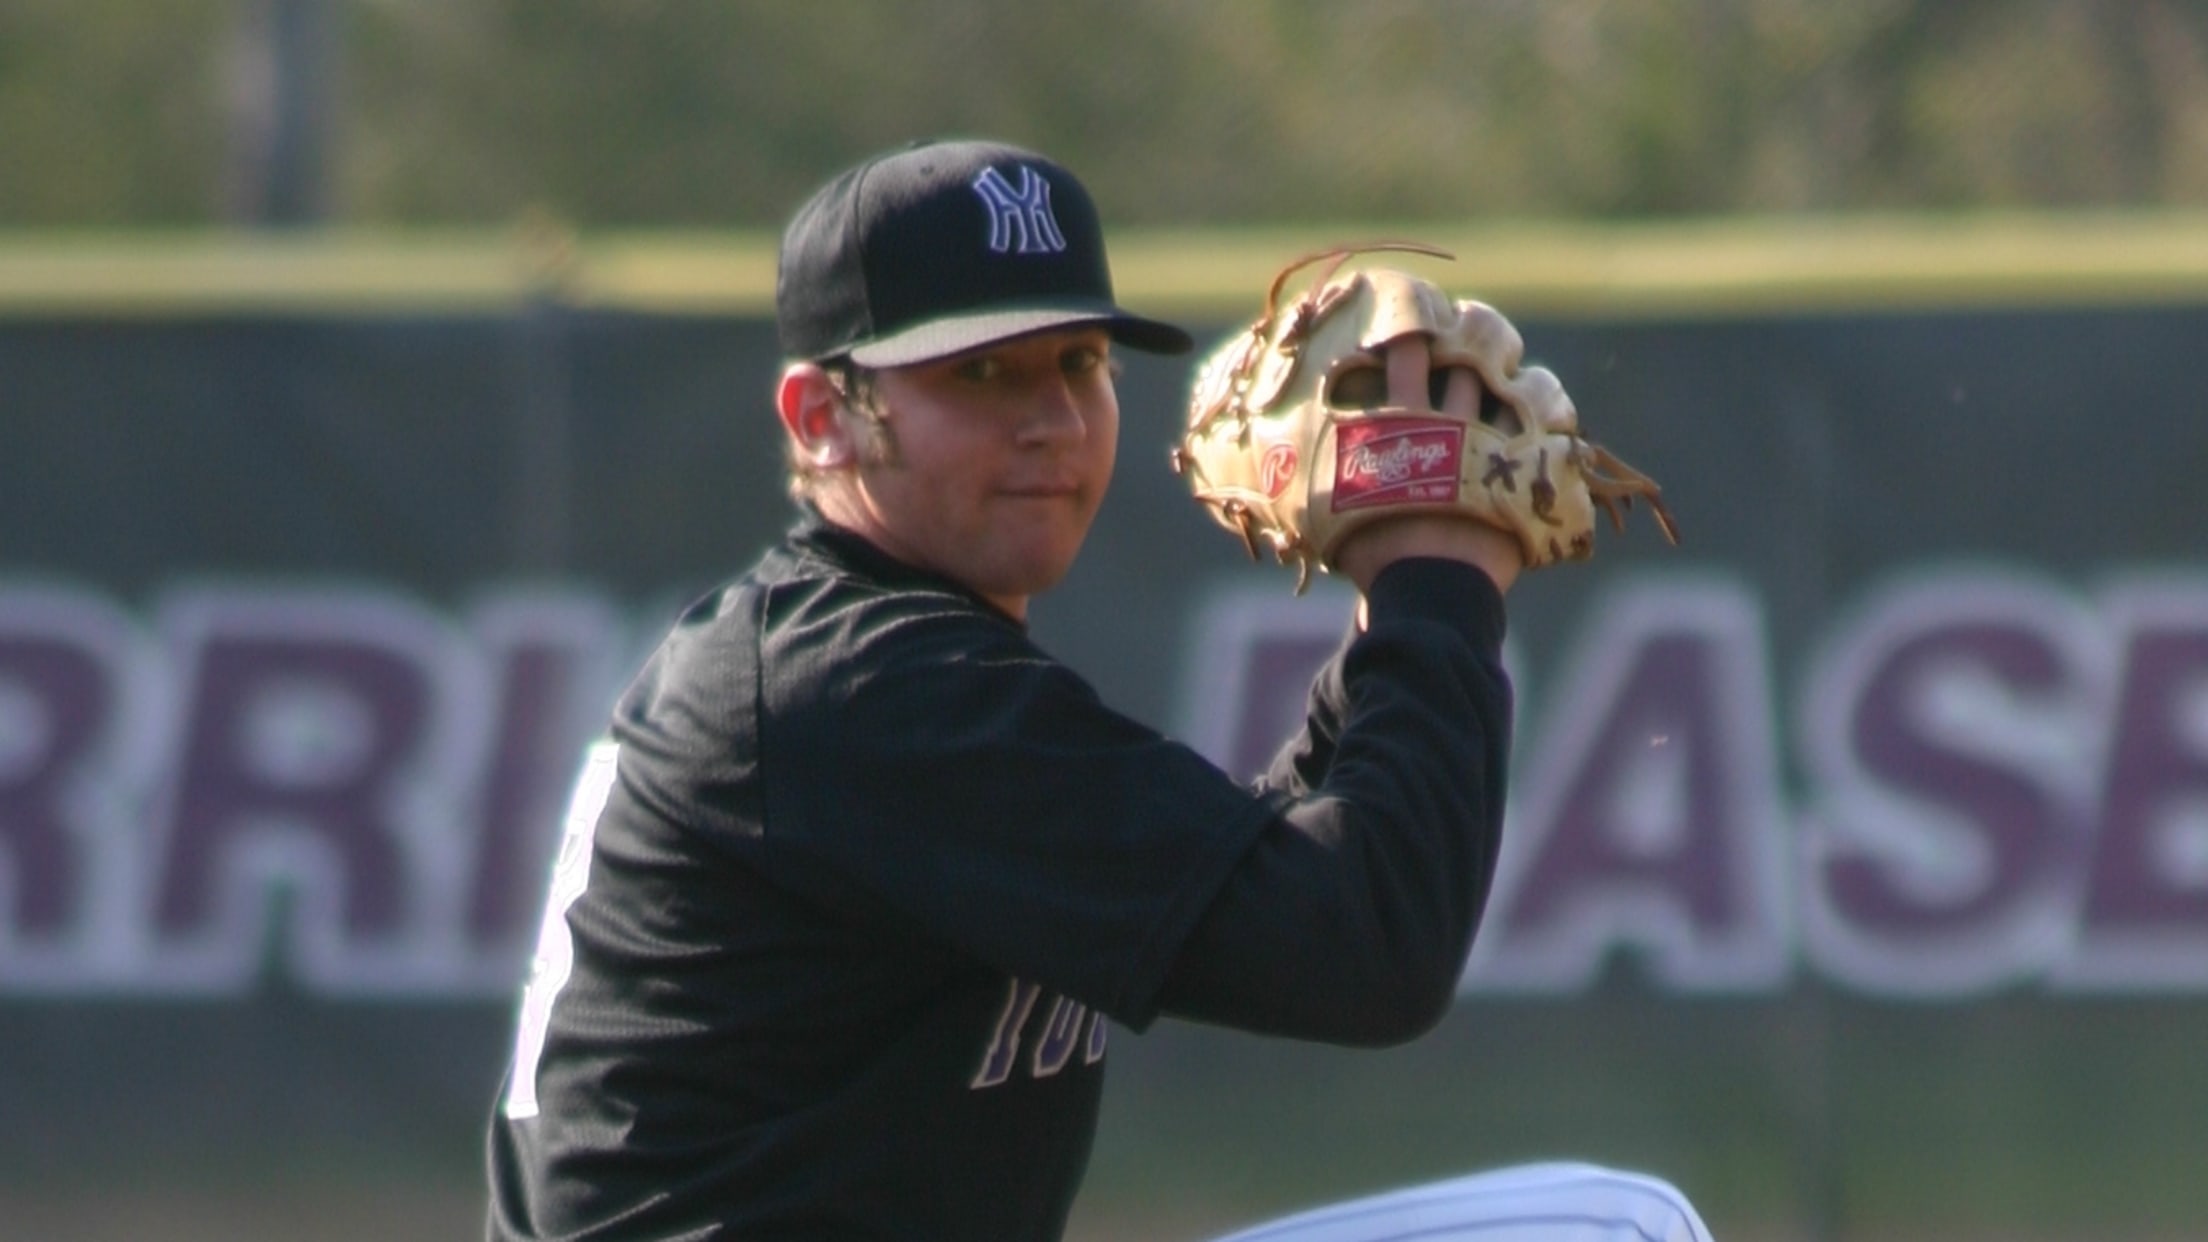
[971,165,1068,256]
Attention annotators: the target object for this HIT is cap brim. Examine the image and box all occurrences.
[847,306,1194,367]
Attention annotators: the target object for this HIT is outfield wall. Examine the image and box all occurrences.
[2,221,2205,1239]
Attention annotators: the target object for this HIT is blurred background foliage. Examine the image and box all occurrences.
[6,0,2208,233]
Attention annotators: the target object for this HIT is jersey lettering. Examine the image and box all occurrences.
[1030,995,1083,1078]
[500,739,620,1119]
[971,977,1044,1088]
[971,976,1107,1088]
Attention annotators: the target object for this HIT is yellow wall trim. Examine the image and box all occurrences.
[6,212,2208,319]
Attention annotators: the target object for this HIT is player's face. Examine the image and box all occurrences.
[852,327,1120,618]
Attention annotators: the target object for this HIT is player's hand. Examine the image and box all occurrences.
[1333,514,1523,597]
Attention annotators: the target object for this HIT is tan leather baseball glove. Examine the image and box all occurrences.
[1173,242,1679,591]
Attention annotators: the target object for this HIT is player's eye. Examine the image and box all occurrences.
[1326,365,1387,409]
[952,354,1005,383]
[1061,344,1113,378]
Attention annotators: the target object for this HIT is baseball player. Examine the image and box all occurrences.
[484,137,1711,1241]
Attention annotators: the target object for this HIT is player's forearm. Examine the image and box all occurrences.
[1255,631,1352,797]
[1256,556,1508,795]
[1155,560,1512,1044]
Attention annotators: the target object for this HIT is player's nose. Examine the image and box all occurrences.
[1017,376,1090,446]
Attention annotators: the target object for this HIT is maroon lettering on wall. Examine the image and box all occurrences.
[144,589,466,991]
[1799,573,2095,996]
[1822,626,2073,929]
[0,597,139,955]
[1509,635,1735,922]
[157,631,421,939]
[0,633,102,939]
[1469,580,1788,993]
[1,566,2205,999]
[2068,585,2208,988]
[0,587,149,986]
[465,597,626,953]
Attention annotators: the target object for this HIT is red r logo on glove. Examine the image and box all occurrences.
[1259,443,1298,499]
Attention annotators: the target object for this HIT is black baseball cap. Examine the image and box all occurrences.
[775,139,1194,367]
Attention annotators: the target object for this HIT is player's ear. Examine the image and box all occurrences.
[776,363,856,470]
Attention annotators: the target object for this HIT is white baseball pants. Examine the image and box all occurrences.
[1206,1161,1717,1242]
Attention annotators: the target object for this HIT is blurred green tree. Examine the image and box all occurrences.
[4,0,2207,228]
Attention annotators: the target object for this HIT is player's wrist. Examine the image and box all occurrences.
[1335,516,1522,596]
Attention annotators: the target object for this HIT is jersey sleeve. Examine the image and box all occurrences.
[1251,624,1357,799]
[747,583,1283,1030]
[1152,558,1515,1045]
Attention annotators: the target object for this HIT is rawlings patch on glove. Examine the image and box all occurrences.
[1173,242,1678,590]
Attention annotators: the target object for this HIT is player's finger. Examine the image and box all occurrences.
[1440,366,1478,419]
[1384,334,1431,409]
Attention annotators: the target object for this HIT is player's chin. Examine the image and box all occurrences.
[978,528,1091,599]
[1013,540,1088,594]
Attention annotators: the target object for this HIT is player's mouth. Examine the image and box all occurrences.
[998,480,1085,501]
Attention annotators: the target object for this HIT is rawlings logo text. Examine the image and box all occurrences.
[1333,419,1464,511]
[1343,438,1452,484]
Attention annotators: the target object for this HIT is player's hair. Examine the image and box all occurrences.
[785,358,899,501]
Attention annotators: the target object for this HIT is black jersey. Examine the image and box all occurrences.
[487,512,1513,1241]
